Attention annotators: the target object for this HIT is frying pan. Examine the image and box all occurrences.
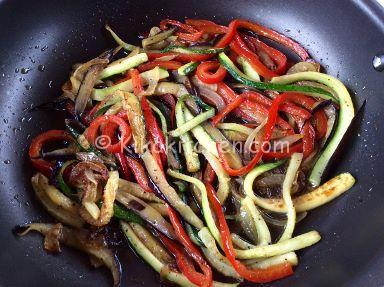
[0,0,383,286]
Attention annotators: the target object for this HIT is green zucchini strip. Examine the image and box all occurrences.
[279,153,303,242]
[218,52,334,100]
[142,150,204,229]
[198,228,241,279]
[183,106,218,156]
[92,68,169,101]
[105,25,137,51]
[234,231,321,259]
[170,108,215,137]
[236,56,260,82]
[167,169,221,242]
[271,71,355,187]
[216,123,253,136]
[243,161,286,206]
[162,45,226,54]
[243,252,298,269]
[175,97,200,172]
[99,53,148,79]
[120,221,239,287]
[201,148,231,204]
[178,61,199,76]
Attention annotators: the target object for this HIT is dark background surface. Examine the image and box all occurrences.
[0,0,383,286]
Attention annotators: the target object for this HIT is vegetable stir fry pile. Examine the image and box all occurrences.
[17,18,356,287]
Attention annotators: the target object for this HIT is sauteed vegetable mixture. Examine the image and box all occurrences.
[17,18,356,287]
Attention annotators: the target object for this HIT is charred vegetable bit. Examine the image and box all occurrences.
[22,17,357,287]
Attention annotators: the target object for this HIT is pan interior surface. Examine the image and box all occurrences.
[0,0,383,286]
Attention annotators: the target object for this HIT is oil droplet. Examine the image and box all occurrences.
[21,68,31,74]
[25,85,32,90]
[38,65,45,72]
[3,160,11,164]
[373,53,384,72]
[41,45,48,51]
[15,68,19,73]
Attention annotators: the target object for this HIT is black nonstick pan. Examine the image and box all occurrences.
[0,0,383,286]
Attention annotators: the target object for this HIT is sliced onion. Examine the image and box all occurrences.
[287,61,320,74]
[244,119,267,161]
[198,86,226,111]
[270,134,303,151]
[191,75,218,91]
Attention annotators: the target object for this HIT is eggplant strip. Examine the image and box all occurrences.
[79,171,119,227]
[246,172,355,213]
[31,173,84,228]
[122,91,146,154]
[130,222,174,265]
[116,190,176,240]
[18,223,121,286]
[118,179,163,203]
[141,150,204,229]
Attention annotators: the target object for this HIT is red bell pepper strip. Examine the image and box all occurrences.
[30,159,55,178]
[167,206,213,287]
[216,82,293,131]
[158,233,207,287]
[217,93,287,176]
[215,19,309,60]
[203,163,216,184]
[115,153,132,180]
[160,19,203,42]
[29,130,73,177]
[185,19,228,34]
[128,69,144,95]
[211,94,245,126]
[205,183,293,282]
[230,34,278,80]
[141,97,167,166]
[196,61,227,84]
[149,139,164,174]
[243,91,312,120]
[86,115,132,154]
[282,93,328,139]
[125,156,153,193]
[301,121,315,158]
[137,60,182,72]
[242,35,287,75]
[263,143,303,160]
